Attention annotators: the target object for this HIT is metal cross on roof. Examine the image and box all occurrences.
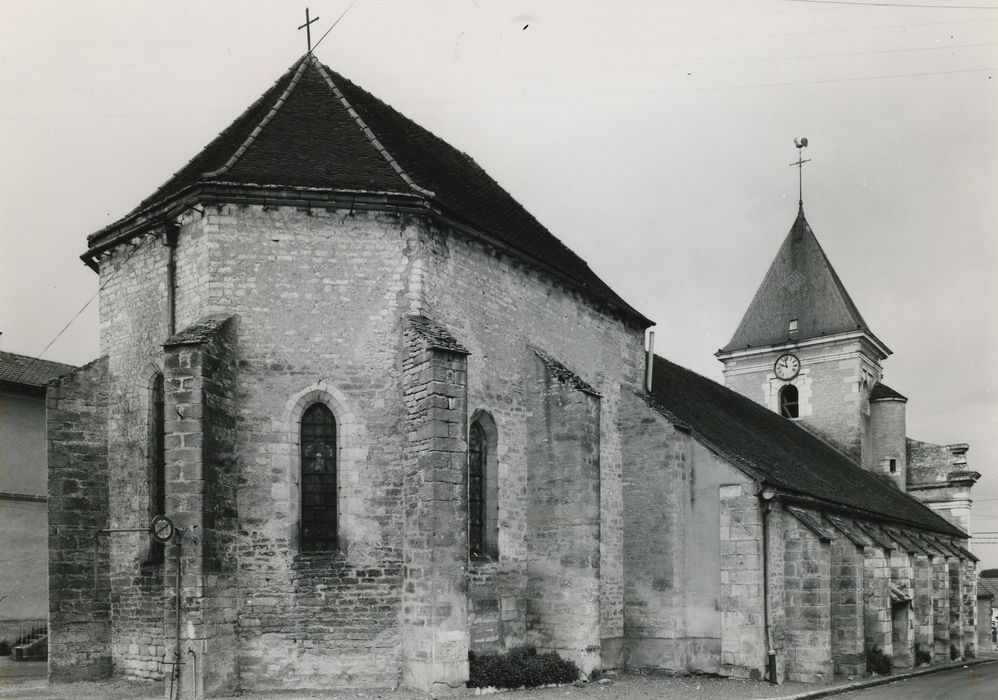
[790,137,811,210]
[299,8,321,52]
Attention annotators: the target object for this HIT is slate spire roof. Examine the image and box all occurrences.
[647,354,965,538]
[721,208,887,354]
[84,54,648,326]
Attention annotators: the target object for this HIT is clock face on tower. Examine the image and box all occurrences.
[774,353,801,381]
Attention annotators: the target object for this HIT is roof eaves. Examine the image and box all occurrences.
[312,59,436,199]
[83,183,431,263]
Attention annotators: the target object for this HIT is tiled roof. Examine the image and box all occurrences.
[647,354,965,537]
[978,577,998,599]
[405,315,469,355]
[85,54,648,326]
[0,350,78,390]
[722,208,887,354]
[870,382,907,401]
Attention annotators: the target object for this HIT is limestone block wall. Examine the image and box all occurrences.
[524,353,602,674]
[863,546,892,658]
[400,319,470,691]
[931,557,951,660]
[963,561,978,656]
[619,393,749,675]
[418,222,647,666]
[947,559,964,659]
[868,398,907,489]
[620,396,685,669]
[829,537,864,676]
[208,208,412,690]
[718,482,766,680]
[94,213,213,681]
[912,554,934,660]
[162,317,240,698]
[889,547,914,668]
[780,511,832,683]
[720,337,882,463]
[47,358,111,681]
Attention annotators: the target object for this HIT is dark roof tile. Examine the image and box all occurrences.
[722,208,886,354]
[87,55,647,326]
[870,382,907,401]
[648,354,964,537]
[0,351,78,390]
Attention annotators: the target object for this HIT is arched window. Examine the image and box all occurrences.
[468,413,499,561]
[468,422,486,559]
[300,403,337,552]
[147,373,166,564]
[779,384,799,419]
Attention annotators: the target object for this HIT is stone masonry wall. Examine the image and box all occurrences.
[829,537,864,676]
[47,358,111,681]
[947,559,964,659]
[720,337,881,463]
[931,556,950,661]
[162,316,240,698]
[963,560,977,657]
[619,394,684,670]
[210,207,410,691]
[912,554,933,661]
[781,510,832,683]
[95,214,213,681]
[400,318,470,691]
[419,222,646,667]
[525,353,602,674]
[863,546,892,659]
[889,547,914,668]
[719,482,767,680]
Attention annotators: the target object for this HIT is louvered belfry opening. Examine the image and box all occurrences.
[300,403,338,551]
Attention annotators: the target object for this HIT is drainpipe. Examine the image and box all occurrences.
[174,535,183,700]
[760,487,778,683]
[644,330,655,393]
[163,222,179,336]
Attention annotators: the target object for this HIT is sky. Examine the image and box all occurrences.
[1,1,996,561]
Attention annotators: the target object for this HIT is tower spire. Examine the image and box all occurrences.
[791,137,810,211]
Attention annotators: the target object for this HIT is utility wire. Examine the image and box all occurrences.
[788,1,998,9]
[24,236,146,369]
[307,0,359,56]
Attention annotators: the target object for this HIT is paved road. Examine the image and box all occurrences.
[0,657,46,680]
[838,660,998,699]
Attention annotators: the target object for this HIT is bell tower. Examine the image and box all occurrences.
[715,206,891,463]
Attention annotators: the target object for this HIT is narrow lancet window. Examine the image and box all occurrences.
[300,403,337,552]
[468,421,486,560]
[779,384,799,419]
[148,373,166,564]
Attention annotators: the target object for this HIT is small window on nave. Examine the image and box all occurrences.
[779,384,799,419]
[468,414,499,562]
[146,373,166,565]
[300,402,338,552]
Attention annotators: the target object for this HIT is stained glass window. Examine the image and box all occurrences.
[300,403,337,552]
[468,421,486,560]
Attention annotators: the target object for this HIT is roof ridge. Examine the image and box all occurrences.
[202,56,312,179]
[0,349,78,369]
[311,58,435,199]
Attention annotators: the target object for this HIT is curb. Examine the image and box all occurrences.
[776,657,996,699]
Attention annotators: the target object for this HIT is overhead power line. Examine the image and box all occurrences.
[788,1,998,9]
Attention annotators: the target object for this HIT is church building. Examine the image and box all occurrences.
[46,53,980,697]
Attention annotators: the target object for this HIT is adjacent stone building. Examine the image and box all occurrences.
[1,349,76,636]
[46,53,981,696]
